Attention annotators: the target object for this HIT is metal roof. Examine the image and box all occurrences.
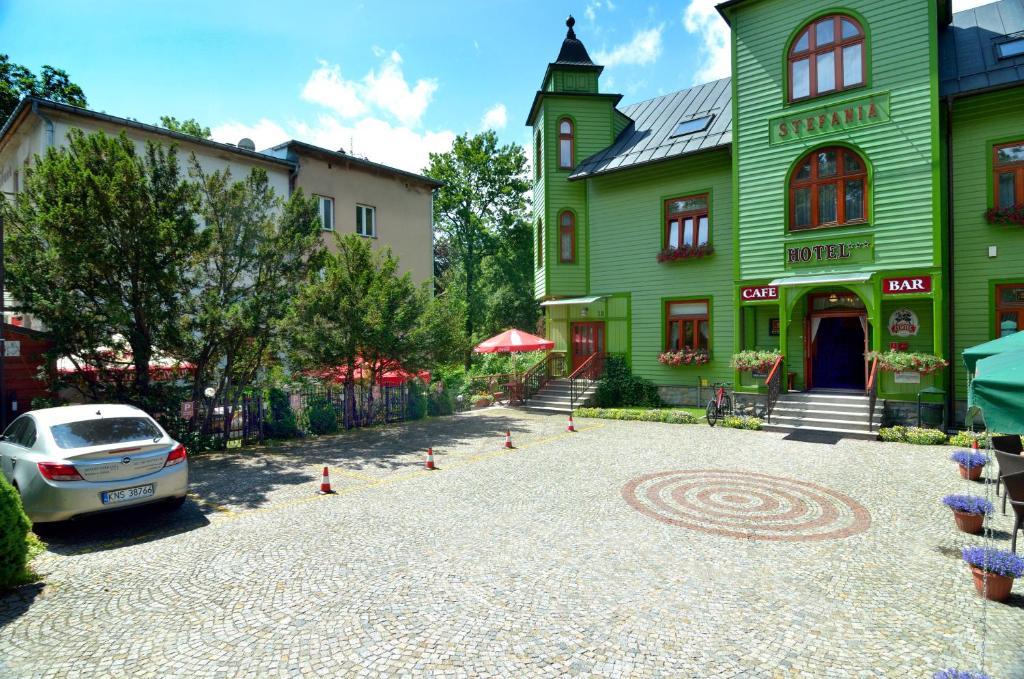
[269,140,443,188]
[568,77,732,181]
[940,0,1024,96]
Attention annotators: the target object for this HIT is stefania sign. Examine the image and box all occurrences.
[784,236,873,268]
[888,308,920,337]
[769,92,891,145]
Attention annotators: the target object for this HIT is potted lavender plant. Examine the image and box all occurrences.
[941,495,992,534]
[950,450,987,481]
[933,670,991,679]
[961,546,1024,602]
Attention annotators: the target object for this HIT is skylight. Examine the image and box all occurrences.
[996,38,1024,59]
[670,115,714,138]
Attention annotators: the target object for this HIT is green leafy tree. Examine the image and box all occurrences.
[0,55,86,123]
[425,131,531,362]
[5,129,196,401]
[479,214,541,335]
[159,115,212,139]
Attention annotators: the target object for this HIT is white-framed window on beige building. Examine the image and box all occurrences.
[316,195,334,231]
[356,204,376,237]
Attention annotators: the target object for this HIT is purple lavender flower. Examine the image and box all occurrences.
[962,546,1024,578]
[941,495,993,515]
[950,450,988,468]
[933,670,991,679]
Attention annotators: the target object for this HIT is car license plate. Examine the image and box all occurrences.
[101,484,155,505]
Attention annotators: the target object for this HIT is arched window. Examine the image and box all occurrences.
[790,146,867,230]
[994,140,1024,209]
[536,219,544,267]
[558,210,576,263]
[558,118,574,169]
[789,15,865,102]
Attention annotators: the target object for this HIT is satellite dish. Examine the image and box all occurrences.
[237,138,256,151]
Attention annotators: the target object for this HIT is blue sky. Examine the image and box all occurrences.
[0,0,996,173]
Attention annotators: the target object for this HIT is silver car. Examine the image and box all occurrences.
[0,404,188,523]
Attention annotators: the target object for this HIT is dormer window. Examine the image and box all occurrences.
[558,118,574,169]
[996,37,1024,59]
[788,15,866,103]
[670,115,714,138]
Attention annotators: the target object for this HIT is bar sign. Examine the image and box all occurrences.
[883,276,932,295]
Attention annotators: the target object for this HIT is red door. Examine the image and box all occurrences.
[570,322,605,371]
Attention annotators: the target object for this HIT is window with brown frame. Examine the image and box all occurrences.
[665,300,710,352]
[994,141,1024,209]
[558,210,576,263]
[996,284,1024,337]
[788,15,865,103]
[536,219,544,267]
[558,118,574,169]
[664,194,709,249]
[790,147,867,231]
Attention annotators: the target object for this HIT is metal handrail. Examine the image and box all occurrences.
[569,352,606,411]
[764,355,784,423]
[521,351,567,403]
[866,356,879,432]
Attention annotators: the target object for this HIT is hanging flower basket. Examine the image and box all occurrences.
[656,243,714,263]
[732,350,782,373]
[962,546,1024,602]
[658,348,709,366]
[866,350,948,374]
[941,495,992,534]
[984,205,1024,226]
[950,450,987,481]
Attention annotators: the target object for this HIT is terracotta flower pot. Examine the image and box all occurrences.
[952,510,984,534]
[958,463,983,481]
[969,566,1015,602]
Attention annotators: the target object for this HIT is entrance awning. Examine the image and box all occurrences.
[768,272,872,287]
[540,295,605,306]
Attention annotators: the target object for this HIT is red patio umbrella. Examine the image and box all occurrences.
[474,329,554,354]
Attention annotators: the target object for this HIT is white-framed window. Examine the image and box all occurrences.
[316,195,334,231]
[356,204,376,237]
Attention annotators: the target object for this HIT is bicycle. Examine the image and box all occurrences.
[705,382,732,427]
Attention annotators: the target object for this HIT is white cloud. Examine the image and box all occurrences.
[480,103,507,131]
[951,0,998,10]
[211,118,290,151]
[682,0,731,83]
[301,50,438,127]
[293,115,455,173]
[595,25,664,67]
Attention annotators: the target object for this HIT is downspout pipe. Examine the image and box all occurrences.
[944,95,956,430]
[31,100,55,149]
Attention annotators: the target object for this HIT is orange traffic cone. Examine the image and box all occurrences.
[567,414,576,432]
[425,447,436,470]
[319,466,334,494]
[504,430,514,449]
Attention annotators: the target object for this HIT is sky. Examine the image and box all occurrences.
[0,0,1001,175]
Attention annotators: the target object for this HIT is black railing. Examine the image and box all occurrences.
[865,356,879,432]
[522,351,567,403]
[569,352,606,411]
[764,355,784,424]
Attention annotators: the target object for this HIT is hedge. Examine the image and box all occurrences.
[879,426,948,445]
[574,408,699,424]
[720,416,764,431]
[0,474,31,590]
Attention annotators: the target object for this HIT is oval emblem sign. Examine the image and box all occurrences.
[122,457,131,465]
[888,308,920,337]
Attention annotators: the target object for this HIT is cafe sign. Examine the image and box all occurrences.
[888,308,920,337]
[740,285,779,302]
[769,92,891,146]
[883,275,932,295]
[784,236,873,269]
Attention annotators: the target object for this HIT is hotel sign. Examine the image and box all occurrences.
[769,92,891,146]
[740,285,779,302]
[883,276,932,295]
[784,236,873,269]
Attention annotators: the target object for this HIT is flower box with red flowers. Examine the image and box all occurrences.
[658,348,709,367]
[656,243,714,263]
[984,205,1024,227]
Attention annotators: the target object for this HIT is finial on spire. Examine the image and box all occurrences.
[566,15,577,39]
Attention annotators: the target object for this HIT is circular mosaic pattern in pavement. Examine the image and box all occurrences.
[622,469,871,541]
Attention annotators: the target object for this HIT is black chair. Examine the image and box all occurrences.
[1002,471,1024,553]
[992,434,1024,455]
[995,450,1024,513]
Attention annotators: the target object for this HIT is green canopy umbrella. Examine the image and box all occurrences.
[962,330,1024,374]
[967,349,1024,434]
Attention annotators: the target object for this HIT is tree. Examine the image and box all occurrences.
[179,160,323,411]
[5,129,196,401]
[425,131,531,361]
[479,214,541,335]
[160,116,211,139]
[0,55,86,123]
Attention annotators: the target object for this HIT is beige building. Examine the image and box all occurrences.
[267,141,440,284]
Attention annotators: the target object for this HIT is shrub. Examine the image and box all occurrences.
[574,407,699,424]
[941,495,993,515]
[265,388,299,439]
[879,426,948,445]
[0,475,31,590]
[951,450,988,469]
[306,396,338,435]
[933,671,991,679]
[594,356,663,408]
[427,381,455,416]
[947,431,1024,449]
[732,350,781,372]
[721,415,763,430]
[406,379,429,421]
[961,546,1024,578]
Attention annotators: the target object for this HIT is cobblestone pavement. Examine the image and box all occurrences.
[2,409,1023,678]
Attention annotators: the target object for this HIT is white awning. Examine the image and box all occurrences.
[768,272,872,287]
[539,296,605,307]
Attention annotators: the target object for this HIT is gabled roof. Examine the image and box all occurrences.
[268,140,442,188]
[940,0,1024,97]
[569,77,732,181]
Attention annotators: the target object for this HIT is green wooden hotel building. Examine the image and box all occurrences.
[527,0,1024,435]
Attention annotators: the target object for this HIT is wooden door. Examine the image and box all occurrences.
[570,322,605,372]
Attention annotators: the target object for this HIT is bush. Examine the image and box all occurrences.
[721,415,763,430]
[306,396,338,435]
[961,546,1024,578]
[574,407,698,424]
[879,426,948,445]
[947,430,1024,449]
[942,494,993,515]
[265,388,299,439]
[594,356,662,408]
[427,380,455,416]
[406,379,429,421]
[0,475,31,590]
[951,450,988,469]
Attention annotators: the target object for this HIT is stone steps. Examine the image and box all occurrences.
[523,379,598,414]
[764,390,880,440]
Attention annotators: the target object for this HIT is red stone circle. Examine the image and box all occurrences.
[622,469,871,541]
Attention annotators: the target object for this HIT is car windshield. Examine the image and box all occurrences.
[50,417,163,449]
